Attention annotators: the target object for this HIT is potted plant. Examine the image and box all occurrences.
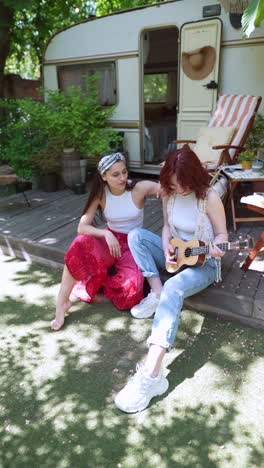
[40,76,122,186]
[246,113,264,156]
[0,77,121,190]
[238,149,256,170]
[31,139,62,192]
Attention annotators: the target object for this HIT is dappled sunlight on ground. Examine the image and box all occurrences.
[0,256,263,467]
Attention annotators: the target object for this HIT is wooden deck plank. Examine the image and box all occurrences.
[1,188,264,331]
[0,193,87,241]
[0,190,75,219]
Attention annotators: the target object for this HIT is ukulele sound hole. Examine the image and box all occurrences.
[185,248,192,258]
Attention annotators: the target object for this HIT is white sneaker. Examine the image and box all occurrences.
[131,292,159,319]
[114,365,169,413]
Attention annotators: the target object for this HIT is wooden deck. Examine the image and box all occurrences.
[0,188,263,330]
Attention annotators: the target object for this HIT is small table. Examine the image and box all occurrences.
[222,165,264,231]
[241,203,264,272]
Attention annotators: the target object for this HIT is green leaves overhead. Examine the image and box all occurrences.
[95,0,158,15]
[242,0,264,37]
[2,0,159,79]
[4,0,96,79]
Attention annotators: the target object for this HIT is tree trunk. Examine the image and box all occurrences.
[0,1,15,99]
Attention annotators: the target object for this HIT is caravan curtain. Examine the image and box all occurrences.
[58,62,116,106]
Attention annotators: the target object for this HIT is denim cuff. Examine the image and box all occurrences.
[142,272,160,278]
[147,335,171,352]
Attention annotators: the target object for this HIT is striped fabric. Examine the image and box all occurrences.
[208,94,261,160]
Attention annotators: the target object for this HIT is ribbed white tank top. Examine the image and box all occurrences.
[103,187,144,234]
[171,192,199,240]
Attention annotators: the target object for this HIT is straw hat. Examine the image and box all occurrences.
[182,46,216,81]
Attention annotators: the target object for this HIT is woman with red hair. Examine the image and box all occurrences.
[115,145,228,413]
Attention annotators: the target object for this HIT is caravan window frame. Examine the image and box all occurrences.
[57,61,117,107]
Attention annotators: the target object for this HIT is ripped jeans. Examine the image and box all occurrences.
[128,228,218,350]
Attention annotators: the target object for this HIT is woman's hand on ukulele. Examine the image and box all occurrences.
[209,242,225,258]
[104,230,121,257]
[163,240,177,264]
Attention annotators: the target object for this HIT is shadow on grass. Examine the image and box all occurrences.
[0,261,263,467]
[12,262,62,288]
[168,317,264,392]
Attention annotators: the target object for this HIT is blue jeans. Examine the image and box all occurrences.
[128,228,218,350]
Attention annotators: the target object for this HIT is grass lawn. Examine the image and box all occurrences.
[0,255,263,468]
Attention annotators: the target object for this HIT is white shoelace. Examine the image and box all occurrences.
[128,365,154,393]
[142,293,158,307]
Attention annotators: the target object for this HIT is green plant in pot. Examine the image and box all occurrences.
[246,113,264,161]
[0,77,122,190]
[40,76,122,187]
[32,139,62,192]
[42,76,121,158]
[238,149,256,170]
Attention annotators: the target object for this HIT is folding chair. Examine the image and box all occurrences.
[176,94,262,169]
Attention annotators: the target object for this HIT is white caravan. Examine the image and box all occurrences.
[43,0,264,174]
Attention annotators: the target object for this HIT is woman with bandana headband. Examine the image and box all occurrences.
[51,152,160,331]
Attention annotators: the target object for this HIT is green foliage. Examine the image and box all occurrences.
[238,149,256,161]
[0,76,120,177]
[0,98,48,177]
[40,76,120,156]
[3,0,96,79]
[144,73,167,103]
[95,0,159,15]
[2,0,158,79]
[31,139,62,176]
[245,113,264,151]
[242,0,264,37]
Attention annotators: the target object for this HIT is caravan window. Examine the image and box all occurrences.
[58,62,116,106]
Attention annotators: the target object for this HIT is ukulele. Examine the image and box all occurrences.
[166,237,254,273]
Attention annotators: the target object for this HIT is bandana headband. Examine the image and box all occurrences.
[98,152,126,175]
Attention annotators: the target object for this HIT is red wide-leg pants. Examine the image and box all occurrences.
[65,231,144,310]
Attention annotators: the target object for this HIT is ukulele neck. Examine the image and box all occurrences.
[193,242,230,256]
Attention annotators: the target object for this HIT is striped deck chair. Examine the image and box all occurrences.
[176,94,262,168]
[208,94,262,165]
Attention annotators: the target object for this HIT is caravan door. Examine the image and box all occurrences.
[177,19,222,141]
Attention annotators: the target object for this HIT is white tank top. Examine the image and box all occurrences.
[103,186,144,234]
[170,193,199,240]
[167,190,215,243]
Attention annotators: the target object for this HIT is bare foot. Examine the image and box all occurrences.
[51,299,72,331]
[91,293,111,304]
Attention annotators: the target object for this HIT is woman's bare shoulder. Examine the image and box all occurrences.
[207,187,221,203]
[133,179,159,196]
[206,187,224,214]
[86,194,105,213]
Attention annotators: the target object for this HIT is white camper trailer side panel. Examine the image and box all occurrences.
[45,1,204,63]
[220,43,264,112]
[43,66,58,91]
[115,58,141,167]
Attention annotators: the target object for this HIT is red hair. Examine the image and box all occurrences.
[160,145,210,199]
